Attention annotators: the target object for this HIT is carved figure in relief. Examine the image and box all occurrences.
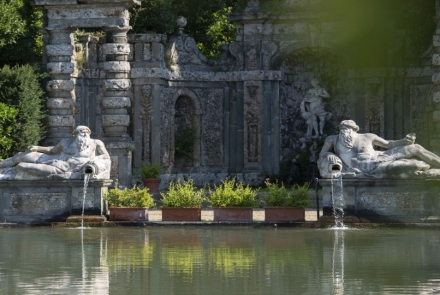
[0,126,111,180]
[300,79,331,138]
[318,120,440,178]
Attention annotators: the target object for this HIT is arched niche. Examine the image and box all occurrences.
[171,89,202,169]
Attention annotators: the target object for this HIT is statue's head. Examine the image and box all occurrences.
[72,126,91,137]
[339,120,359,132]
[310,78,319,87]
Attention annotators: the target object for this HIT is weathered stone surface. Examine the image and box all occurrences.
[104,79,131,90]
[102,96,131,108]
[434,110,440,122]
[434,91,440,103]
[432,72,440,84]
[102,114,130,127]
[47,62,75,74]
[46,44,74,56]
[319,178,440,222]
[0,180,112,224]
[434,35,440,47]
[433,54,440,66]
[47,7,129,20]
[46,80,75,91]
[129,34,167,43]
[103,61,131,73]
[47,115,75,127]
[101,43,131,55]
[47,98,75,109]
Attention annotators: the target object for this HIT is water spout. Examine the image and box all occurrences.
[80,165,94,228]
[331,172,345,228]
[84,163,97,175]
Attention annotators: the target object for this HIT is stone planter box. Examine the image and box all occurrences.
[109,207,149,221]
[161,207,202,221]
[264,207,305,222]
[213,207,253,221]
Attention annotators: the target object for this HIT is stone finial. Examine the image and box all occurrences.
[176,16,187,35]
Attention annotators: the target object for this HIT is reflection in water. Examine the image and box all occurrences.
[1,228,440,294]
[332,230,345,295]
[81,229,87,280]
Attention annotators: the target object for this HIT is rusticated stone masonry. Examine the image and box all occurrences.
[101,26,132,139]
[45,28,76,144]
[433,0,440,153]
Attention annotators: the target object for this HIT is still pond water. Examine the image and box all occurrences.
[1,226,440,295]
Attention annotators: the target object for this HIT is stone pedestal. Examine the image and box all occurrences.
[0,180,112,224]
[319,178,440,222]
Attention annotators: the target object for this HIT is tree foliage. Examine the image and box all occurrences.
[0,0,43,66]
[0,65,46,158]
[131,0,247,58]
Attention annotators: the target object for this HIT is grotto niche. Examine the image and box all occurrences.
[279,48,350,184]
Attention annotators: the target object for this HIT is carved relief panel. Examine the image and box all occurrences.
[244,82,262,166]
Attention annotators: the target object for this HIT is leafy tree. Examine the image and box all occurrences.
[0,0,26,47]
[199,7,236,58]
[0,0,43,66]
[0,65,46,158]
[131,0,247,58]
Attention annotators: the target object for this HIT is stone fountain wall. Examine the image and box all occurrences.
[0,180,112,224]
[33,0,438,188]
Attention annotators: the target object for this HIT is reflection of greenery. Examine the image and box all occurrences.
[161,247,203,278]
[208,246,256,276]
[106,242,154,268]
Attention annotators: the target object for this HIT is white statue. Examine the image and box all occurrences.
[318,120,440,178]
[300,79,332,138]
[0,126,111,180]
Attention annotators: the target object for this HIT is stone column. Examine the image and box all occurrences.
[432,3,440,153]
[101,26,132,139]
[45,28,75,144]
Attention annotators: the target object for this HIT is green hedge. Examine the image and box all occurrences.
[0,65,46,159]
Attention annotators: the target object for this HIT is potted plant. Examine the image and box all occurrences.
[160,179,205,221]
[208,178,259,221]
[263,181,311,222]
[104,185,156,221]
[140,162,162,193]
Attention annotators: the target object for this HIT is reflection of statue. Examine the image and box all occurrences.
[0,126,111,180]
[318,120,440,178]
[300,79,331,138]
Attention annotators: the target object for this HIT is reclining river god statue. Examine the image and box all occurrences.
[0,126,111,180]
[318,120,440,178]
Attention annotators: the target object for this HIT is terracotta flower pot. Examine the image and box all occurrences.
[161,207,202,221]
[109,207,149,221]
[142,178,161,193]
[213,207,253,221]
[264,207,305,222]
